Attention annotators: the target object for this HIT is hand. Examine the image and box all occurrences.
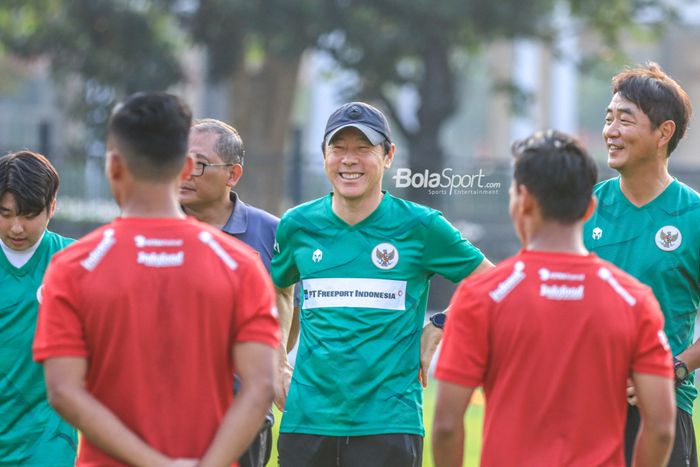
[419,323,443,388]
[274,355,293,410]
[626,377,637,406]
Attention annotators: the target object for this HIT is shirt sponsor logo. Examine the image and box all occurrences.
[489,261,525,302]
[655,225,682,252]
[540,284,584,300]
[312,249,323,263]
[198,231,238,270]
[592,227,603,240]
[81,228,116,271]
[372,243,399,270]
[538,268,585,281]
[597,267,636,306]
[137,251,184,267]
[134,235,183,248]
[302,278,407,310]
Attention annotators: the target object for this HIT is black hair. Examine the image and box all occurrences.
[612,62,692,155]
[511,129,597,224]
[320,139,392,156]
[108,92,192,180]
[0,150,59,216]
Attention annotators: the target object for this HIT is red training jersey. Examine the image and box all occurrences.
[33,217,280,466]
[436,250,672,467]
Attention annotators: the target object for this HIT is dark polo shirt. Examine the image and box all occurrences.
[222,192,279,271]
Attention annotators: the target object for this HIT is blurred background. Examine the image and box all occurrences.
[2,0,700,310]
[3,2,700,464]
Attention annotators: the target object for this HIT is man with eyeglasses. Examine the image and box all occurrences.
[180,118,281,467]
[432,130,675,467]
[180,119,278,270]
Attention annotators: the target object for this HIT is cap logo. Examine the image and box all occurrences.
[347,106,362,120]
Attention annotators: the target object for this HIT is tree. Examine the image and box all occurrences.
[0,0,329,213]
[320,0,674,206]
[0,0,185,149]
[173,0,329,213]
[0,0,675,212]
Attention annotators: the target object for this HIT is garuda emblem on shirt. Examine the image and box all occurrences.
[655,225,682,252]
[372,243,399,270]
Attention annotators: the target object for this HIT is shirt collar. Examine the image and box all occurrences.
[0,230,45,269]
[605,177,681,217]
[223,191,248,235]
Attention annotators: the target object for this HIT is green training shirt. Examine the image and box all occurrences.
[0,230,77,465]
[584,178,700,415]
[271,192,485,436]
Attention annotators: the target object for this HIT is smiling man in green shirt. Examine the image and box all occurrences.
[584,62,698,467]
[272,102,492,467]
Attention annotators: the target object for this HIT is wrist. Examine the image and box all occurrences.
[673,356,690,388]
[429,312,447,330]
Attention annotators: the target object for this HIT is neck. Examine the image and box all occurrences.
[331,190,384,226]
[118,180,187,218]
[182,195,234,229]
[619,157,673,207]
[525,220,588,255]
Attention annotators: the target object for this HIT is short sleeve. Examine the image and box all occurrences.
[632,292,673,378]
[270,215,300,288]
[33,260,88,362]
[435,280,490,388]
[232,257,281,349]
[421,213,485,283]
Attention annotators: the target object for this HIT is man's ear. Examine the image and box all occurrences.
[657,120,676,151]
[518,184,537,216]
[105,150,124,182]
[47,198,57,219]
[179,155,194,182]
[384,143,396,169]
[582,195,598,223]
[227,164,243,188]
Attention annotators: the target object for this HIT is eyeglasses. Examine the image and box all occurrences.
[191,161,235,177]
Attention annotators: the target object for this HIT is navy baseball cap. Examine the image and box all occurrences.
[323,102,392,147]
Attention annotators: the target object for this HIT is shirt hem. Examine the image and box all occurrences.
[435,369,482,389]
[279,425,425,437]
[33,348,89,362]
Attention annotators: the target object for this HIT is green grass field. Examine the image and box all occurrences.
[267,385,699,467]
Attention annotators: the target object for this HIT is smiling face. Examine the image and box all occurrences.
[0,192,54,251]
[603,93,663,173]
[323,127,393,204]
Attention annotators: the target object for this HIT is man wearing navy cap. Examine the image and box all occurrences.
[271,102,492,466]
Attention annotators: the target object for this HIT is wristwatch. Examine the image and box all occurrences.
[673,357,690,388]
[429,312,447,330]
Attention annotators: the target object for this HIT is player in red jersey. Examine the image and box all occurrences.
[33,93,280,467]
[432,130,675,467]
